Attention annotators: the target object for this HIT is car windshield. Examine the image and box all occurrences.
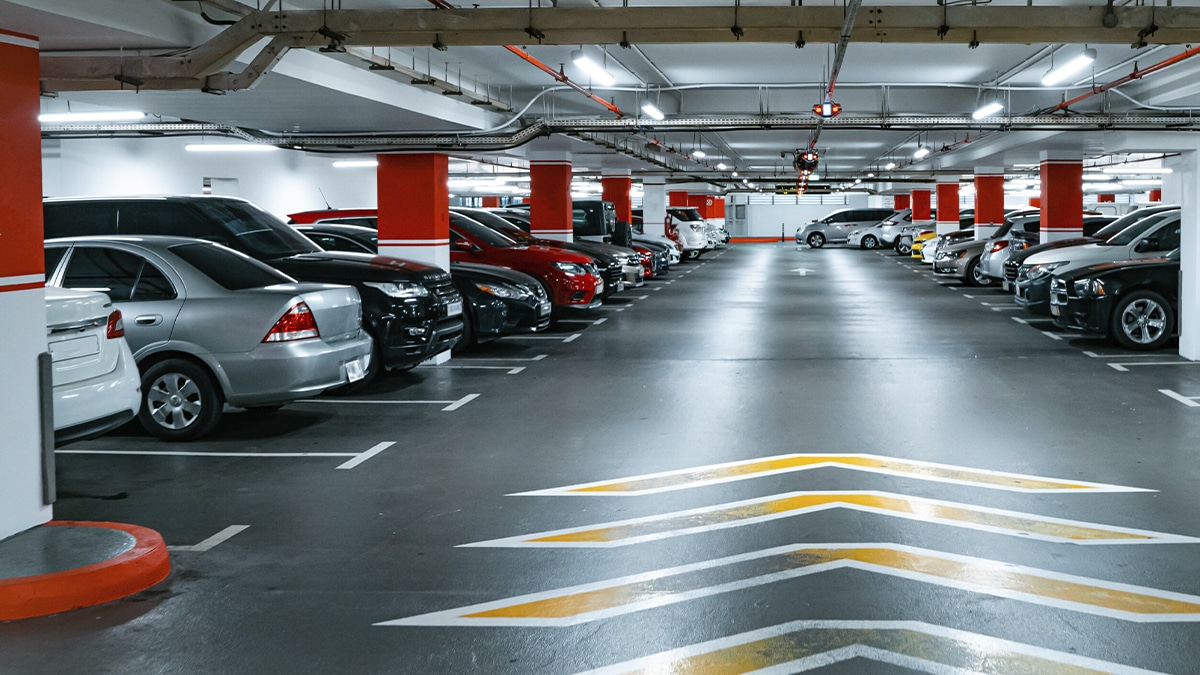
[456,209,534,241]
[450,213,519,247]
[669,208,703,222]
[190,200,321,258]
[1100,213,1171,246]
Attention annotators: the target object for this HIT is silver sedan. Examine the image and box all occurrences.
[46,236,373,441]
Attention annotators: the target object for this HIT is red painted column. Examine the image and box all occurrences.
[1098,194,1116,203]
[935,180,960,235]
[0,30,52,539]
[530,160,573,242]
[911,189,932,227]
[1150,189,1163,202]
[974,168,1005,240]
[893,194,910,210]
[481,196,501,208]
[601,171,632,226]
[669,190,689,207]
[1040,153,1083,242]
[377,153,449,270]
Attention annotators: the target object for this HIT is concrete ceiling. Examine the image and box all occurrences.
[11,0,1200,192]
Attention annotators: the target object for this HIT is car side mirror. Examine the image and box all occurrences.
[453,239,475,251]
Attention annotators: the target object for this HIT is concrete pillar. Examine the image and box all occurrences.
[481,196,501,208]
[935,179,960,235]
[668,190,689,207]
[1150,189,1163,202]
[893,194,910,210]
[974,167,1005,240]
[911,189,933,227]
[642,178,667,236]
[1040,152,1084,242]
[601,170,632,226]
[0,30,52,540]
[377,153,450,270]
[1167,153,1198,360]
[529,159,573,243]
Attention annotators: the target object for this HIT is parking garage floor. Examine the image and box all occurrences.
[4,244,1200,674]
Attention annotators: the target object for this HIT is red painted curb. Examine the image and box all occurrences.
[0,521,171,621]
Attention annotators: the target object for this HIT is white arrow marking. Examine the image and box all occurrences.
[791,267,817,276]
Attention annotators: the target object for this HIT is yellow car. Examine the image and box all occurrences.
[910,230,937,259]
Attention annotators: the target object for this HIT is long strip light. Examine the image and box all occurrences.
[913,146,931,160]
[571,50,616,87]
[333,160,379,168]
[692,150,706,158]
[185,143,278,153]
[641,102,665,120]
[1041,48,1097,87]
[39,110,145,123]
[971,102,1004,119]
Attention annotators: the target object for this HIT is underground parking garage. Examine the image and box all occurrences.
[4,2,1200,673]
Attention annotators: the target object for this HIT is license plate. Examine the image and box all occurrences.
[1050,304,1061,317]
[344,357,366,382]
[446,300,462,317]
[538,301,552,316]
[617,280,625,293]
[1002,281,1010,291]
[597,281,605,293]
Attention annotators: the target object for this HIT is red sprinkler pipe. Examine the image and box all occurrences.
[1051,44,1200,113]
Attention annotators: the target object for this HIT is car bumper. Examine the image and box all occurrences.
[932,257,968,278]
[53,339,141,445]
[218,332,375,406]
[1051,295,1112,336]
[1014,278,1053,314]
[475,296,553,342]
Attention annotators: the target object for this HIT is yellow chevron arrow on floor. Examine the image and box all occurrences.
[461,490,1198,548]
[376,543,1200,627]
[574,620,1165,674]
[509,453,1151,496]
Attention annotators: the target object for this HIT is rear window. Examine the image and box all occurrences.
[44,202,119,238]
[170,242,294,290]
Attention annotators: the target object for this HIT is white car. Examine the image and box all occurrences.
[46,287,141,446]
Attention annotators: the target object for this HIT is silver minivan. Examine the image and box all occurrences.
[797,208,896,248]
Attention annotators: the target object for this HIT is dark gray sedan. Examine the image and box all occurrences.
[45,236,373,441]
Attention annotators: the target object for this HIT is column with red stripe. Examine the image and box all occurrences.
[973,167,1005,240]
[377,153,450,270]
[530,158,574,243]
[1039,152,1084,242]
[934,179,960,236]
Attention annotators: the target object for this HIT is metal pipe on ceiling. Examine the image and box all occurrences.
[1048,44,1200,113]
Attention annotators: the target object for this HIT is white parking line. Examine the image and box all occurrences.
[990,306,1021,311]
[1041,331,1063,341]
[963,294,975,299]
[1011,317,1029,324]
[442,393,481,411]
[417,364,525,374]
[336,441,396,470]
[650,286,663,291]
[636,295,650,300]
[593,318,607,325]
[458,354,547,362]
[500,333,585,340]
[58,449,358,458]
[1107,361,1199,372]
[1159,389,1200,408]
[563,334,582,343]
[1083,351,1164,359]
[169,525,250,553]
[297,395,481,410]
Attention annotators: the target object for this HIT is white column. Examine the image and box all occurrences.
[1168,152,1199,360]
[641,178,667,236]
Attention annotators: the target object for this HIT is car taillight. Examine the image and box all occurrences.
[988,240,1010,254]
[263,302,320,343]
[105,310,124,339]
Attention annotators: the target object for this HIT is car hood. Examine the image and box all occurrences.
[1023,242,1109,267]
[270,251,446,283]
[942,239,988,253]
[1054,256,1179,284]
[1010,237,1097,264]
[451,261,542,287]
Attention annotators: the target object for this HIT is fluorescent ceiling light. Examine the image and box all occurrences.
[1041,48,1097,87]
[332,160,379,168]
[716,162,727,170]
[641,102,665,120]
[731,171,738,177]
[692,150,706,158]
[1082,173,1116,181]
[884,162,897,170]
[972,102,1004,119]
[1122,179,1163,186]
[39,110,145,123]
[913,146,931,160]
[184,143,278,153]
[1101,166,1172,174]
[571,49,615,87]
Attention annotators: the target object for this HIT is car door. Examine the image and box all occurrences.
[56,245,184,355]
[1132,217,1181,259]
[822,211,849,240]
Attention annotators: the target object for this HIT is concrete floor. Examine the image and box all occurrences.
[3,244,1200,674]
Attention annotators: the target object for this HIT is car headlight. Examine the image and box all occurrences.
[1073,278,1107,298]
[552,261,589,275]
[363,281,429,298]
[476,282,528,299]
[1026,262,1066,280]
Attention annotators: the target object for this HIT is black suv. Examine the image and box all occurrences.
[43,197,463,385]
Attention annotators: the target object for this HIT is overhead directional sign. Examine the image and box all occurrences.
[510,453,1152,497]
[574,620,1166,675]
[462,490,1198,548]
[377,542,1200,627]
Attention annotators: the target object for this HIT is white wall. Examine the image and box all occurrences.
[43,137,379,220]
[742,196,870,238]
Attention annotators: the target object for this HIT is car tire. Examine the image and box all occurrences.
[895,237,912,256]
[807,232,826,249]
[966,257,995,287]
[138,358,224,441]
[453,309,475,354]
[861,235,879,250]
[1111,290,1173,350]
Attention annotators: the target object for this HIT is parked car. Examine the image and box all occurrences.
[449,212,605,312]
[626,214,684,264]
[292,222,552,351]
[287,208,379,228]
[847,218,899,250]
[910,229,939,259]
[921,228,975,264]
[46,236,374,440]
[45,286,141,446]
[1013,211,1181,315]
[666,207,714,258]
[1050,249,1180,350]
[44,197,462,389]
[797,207,895,248]
[934,218,1041,284]
[980,215,1114,284]
[1000,206,1179,290]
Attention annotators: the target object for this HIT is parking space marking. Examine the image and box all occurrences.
[635,294,649,300]
[169,525,250,552]
[442,393,481,411]
[464,490,1196,548]
[297,394,481,411]
[511,453,1150,496]
[458,354,547,362]
[990,306,1020,311]
[596,306,626,311]
[650,286,663,291]
[500,333,584,341]
[1042,331,1064,341]
[1011,316,1029,324]
[1108,361,1199,372]
[576,620,1165,675]
[1159,389,1200,408]
[962,294,975,298]
[1083,351,1164,359]
[58,449,358,458]
[593,318,607,325]
[336,441,396,470]
[417,364,525,374]
[377,542,1200,627]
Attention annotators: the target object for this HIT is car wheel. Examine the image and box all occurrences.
[138,358,224,441]
[1111,291,1173,350]
[966,258,994,287]
[895,237,912,256]
[807,232,826,249]
[452,308,475,354]
[861,235,879,250]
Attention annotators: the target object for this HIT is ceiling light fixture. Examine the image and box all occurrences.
[332,160,379,168]
[913,146,931,160]
[1041,48,1097,87]
[184,143,278,153]
[716,162,728,170]
[884,162,897,170]
[640,102,665,120]
[571,49,616,86]
[971,101,1004,119]
[731,171,739,177]
[692,150,706,158]
[1101,166,1172,174]
[39,110,145,124]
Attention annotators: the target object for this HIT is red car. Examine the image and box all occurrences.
[287,208,379,228]
[449,213,604,311]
